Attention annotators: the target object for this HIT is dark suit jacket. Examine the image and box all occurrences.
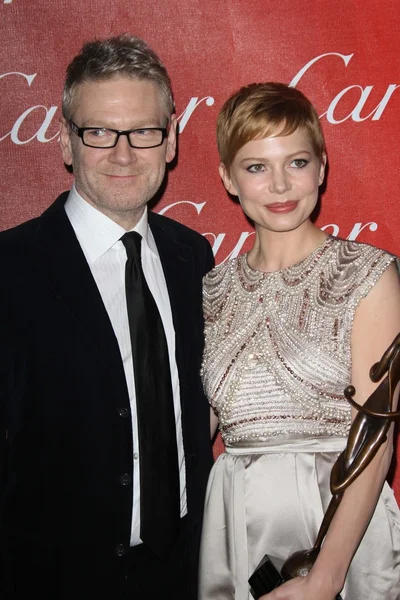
[0,192,214,595]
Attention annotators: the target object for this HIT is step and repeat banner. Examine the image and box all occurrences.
[1,0,399,497]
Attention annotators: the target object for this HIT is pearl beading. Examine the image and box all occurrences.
[201,238,395,446]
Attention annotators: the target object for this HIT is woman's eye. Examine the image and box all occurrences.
[290,159,308,168]
[247,164,265,173]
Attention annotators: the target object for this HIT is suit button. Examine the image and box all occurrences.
[118,407,129,418]
[115,544,126,557]
[120,473,131,486]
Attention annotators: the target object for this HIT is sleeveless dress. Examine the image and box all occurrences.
[199,237,400,600]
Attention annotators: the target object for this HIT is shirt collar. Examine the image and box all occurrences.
[64,184,156,263]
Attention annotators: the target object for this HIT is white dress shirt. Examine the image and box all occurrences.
[65,185,187,546]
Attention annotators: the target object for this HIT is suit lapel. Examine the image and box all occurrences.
[31,194,127,383]
[149,214,194,391]
[29,197,195,400]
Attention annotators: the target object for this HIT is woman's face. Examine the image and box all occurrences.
[219,128,326,235]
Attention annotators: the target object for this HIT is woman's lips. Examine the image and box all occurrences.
[266,201,298,213]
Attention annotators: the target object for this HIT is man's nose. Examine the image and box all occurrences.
[108,134,137,164]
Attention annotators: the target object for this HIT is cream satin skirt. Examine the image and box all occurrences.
[198,439,400,600]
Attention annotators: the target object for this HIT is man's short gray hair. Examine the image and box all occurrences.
[62,33,174,120]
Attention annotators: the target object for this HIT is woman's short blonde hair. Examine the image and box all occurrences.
[217,82,326,170]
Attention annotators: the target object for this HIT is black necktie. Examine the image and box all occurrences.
[121,231,180,559]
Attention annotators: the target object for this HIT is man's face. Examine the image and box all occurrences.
[60,76,176,229]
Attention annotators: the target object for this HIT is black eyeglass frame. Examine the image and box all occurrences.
[68,120,170,149]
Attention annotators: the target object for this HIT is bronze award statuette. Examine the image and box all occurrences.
[249,332,400,599]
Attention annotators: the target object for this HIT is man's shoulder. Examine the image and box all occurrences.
[0,192,68,248]
[149,210,208,247]
[149,211,215,273]
[0,219,41,287]
[0,216,40,249]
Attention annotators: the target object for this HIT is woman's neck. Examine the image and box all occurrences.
[247,223,328,273]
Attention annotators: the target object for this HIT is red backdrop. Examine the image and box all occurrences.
[1,0,399,498]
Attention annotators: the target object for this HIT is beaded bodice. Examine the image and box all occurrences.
[201,237,395,446]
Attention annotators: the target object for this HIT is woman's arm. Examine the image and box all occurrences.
[261,262,400,600]
[210,407,219,439]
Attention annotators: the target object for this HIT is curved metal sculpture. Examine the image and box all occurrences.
[250,332,400,599]
[330,332,400,494]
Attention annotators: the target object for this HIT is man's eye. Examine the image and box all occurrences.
[247,164,265,173]
[135,129,152,136]
[87,129,111,138]
[290,159,308,168]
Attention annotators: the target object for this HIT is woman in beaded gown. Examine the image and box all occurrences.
[198,83,400,600]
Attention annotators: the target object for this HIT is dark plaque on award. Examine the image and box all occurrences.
[249,333,400,599]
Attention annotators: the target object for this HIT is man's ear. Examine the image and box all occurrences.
[59,116,73,166]
[219,163,238,196]
[166,114,177,164]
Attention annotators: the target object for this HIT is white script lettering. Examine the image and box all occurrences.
[0,71,215,142]
[290,52,399,123]
[2,52,399,145]
[177,96,215,132]
[158,202,379,264]
[0,72,58,143]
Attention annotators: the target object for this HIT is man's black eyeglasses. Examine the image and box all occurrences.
[68,120,169,149]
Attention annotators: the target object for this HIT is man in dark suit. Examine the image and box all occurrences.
[0,34,214,599]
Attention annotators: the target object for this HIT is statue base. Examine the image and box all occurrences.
[249,555,284,599]
[249,554,343,599]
